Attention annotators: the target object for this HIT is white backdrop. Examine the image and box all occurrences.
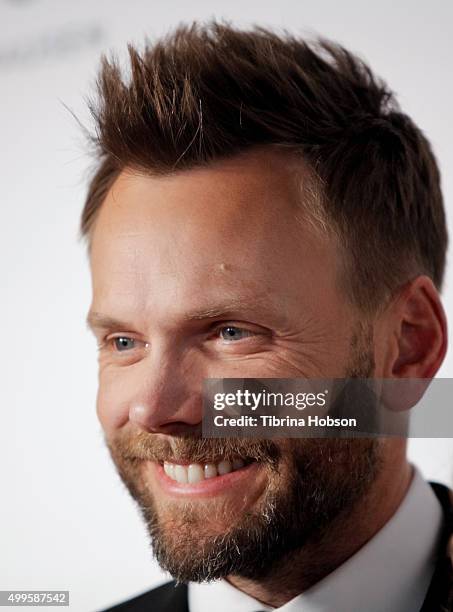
[1,1,452,610]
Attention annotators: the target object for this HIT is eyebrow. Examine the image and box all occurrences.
[183,297,270,320]
[86,312,132,332]
[86,296,280,332]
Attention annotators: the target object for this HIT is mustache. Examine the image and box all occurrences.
[107,430,281,467]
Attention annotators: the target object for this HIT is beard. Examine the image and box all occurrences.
[106,323,381,582]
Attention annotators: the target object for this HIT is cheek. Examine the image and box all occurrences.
[96,368,132,433]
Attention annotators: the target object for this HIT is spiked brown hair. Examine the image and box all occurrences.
[81,21,448,312]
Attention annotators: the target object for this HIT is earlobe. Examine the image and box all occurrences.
[390,276,447,379]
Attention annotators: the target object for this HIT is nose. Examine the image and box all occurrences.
[128,347,203,435]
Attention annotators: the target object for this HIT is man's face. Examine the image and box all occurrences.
[88,149,380,581]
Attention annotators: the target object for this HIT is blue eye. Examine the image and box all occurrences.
[113,337,136,351]
[219,326,252,342]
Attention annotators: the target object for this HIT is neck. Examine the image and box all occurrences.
[227,450,412,608]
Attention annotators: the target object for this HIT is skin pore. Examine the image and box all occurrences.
[87,148,446,608]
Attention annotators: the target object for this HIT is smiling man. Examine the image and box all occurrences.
[82,22,452,612]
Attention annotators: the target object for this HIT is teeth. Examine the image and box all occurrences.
[174,465,188,484]
[163,462,175,479]
[163,457,248,484]
[188,464,204,484]
[217,460,232,475]
[204,464,217,479]
[232,458,245,470]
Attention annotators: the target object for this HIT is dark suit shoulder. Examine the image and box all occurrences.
[98,581,188,612]
[421,482,453,611]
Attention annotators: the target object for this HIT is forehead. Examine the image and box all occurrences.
[89,150,335,318]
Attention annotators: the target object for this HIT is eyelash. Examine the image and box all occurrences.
[99,324,260,353]
[214,325,256,342]
[98,336,147,352]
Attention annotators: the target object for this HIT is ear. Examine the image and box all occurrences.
[379,276,448,412]
[388,276,447,379]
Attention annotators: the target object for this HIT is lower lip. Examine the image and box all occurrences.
[150,461,261,498]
